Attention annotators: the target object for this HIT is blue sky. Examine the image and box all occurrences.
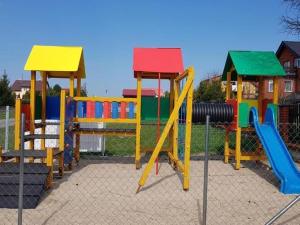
[0,0,298,95]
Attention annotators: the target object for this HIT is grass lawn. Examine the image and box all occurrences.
[104,123,229,156]
[0,126,15,150]
[0,107,15,120]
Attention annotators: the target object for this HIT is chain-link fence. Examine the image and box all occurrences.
[0,115,300,224]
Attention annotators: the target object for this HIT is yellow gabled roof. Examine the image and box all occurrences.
[24,45,86,78]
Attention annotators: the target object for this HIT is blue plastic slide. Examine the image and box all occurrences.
[250,107,300,194]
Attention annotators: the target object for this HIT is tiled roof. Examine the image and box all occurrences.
[11,80,43,91]
[122,88,164,97]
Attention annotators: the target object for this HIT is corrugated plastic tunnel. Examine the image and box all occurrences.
[180,103,234,123]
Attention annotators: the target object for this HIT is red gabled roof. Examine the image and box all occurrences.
[133,48,184,79]
[122,88,164,97]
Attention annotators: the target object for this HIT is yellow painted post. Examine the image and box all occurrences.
[30,71,36,151]
[183,67,194,190]
[137,69,193,192]
[235,75,243,170]
[135,74,142,169]
[41,72,47,151]
[70,74,74,97]
[59,90,66,152]
[224,72,231,163]
[168,79,174,155]
[273,77,279,105]
[75,76,81,162]
[46,148,53,188]
[173,79,179,162]
[14,99,21,150]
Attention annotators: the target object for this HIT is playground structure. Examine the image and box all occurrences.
[0,45,194,208]
[1,45,299,210]
[222,50,300,194]
[222,51,285,169]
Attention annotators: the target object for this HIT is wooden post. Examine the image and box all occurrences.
[70,74,74,97]
[75,76,81,162]
[41,72,47,151]
[46,148,53,188]
[30,71,36,151]
[183,67,194,190]
[224,71,231,163]
[135,74,142,169]
[59,90,66,152]
[168,79,174,154]
[235,75,243,170]
[173,79,179,162]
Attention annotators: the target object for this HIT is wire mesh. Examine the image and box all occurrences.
[0,116,300,224]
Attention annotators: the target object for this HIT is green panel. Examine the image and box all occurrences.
[141,96,170,121]
[35,95,42,120]
[239,102,249,128]
[222,51,286,81]
[267,103,278,125]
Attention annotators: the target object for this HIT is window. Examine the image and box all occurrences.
[284,80,293,92]
[268,80,273,92]
[294,58,300,68]
[284,61,291,69]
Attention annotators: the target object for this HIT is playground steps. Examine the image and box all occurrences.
[24,134,60,141]
[0,163,50,209]
[75,128,136,136]
[1,149,61,161]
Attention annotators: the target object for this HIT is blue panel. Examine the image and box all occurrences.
[112,102,119,119]
[46,96,60,120]
[128,102,134,119]
[77,101,87,118]
[95,102,103,118]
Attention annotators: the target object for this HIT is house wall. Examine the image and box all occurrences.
[263,47,298,100]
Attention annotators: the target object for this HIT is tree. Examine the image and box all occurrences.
[47,84,62,96]
[194,79,225,103]
[282,0,300,34]
[0,71,15,106]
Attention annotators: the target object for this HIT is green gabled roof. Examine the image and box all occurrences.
[222,51,286,81]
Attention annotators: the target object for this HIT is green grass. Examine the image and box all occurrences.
[0,126,15,150]
[0,108,15,120]
[104,123,228,156]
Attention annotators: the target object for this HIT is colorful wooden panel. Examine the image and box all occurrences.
[112,102,119,119]
[87,101,95,118]
[128,102,135,119]
[95,102,103,118]
[120,102,127,119]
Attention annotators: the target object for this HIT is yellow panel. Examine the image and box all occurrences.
[24,45,86,78]
[242,99,258,109]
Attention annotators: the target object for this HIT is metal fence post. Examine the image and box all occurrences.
[202,115,210,225]
[4,105,9,152]
[18,113,25,225]
[265,195,300,225]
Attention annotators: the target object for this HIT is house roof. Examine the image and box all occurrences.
[11,80,43,92]
[123,88,164,97]
[222,51,286,81]
[133,48,184,79]
[276,41,300,57]
[24,45,86,79]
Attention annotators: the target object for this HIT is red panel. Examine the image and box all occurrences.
[103,102,111,119]
[21,104,30,131]
[120,102,127,119]
[86,101,95,118]
[133,48,184,77]
[262,99,273,121]
[226,99,237,131]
